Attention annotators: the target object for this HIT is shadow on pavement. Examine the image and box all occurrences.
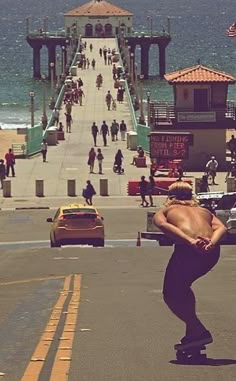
[170,358,236,366]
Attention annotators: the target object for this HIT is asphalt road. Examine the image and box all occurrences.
[0,209,236,380]
[0,207,154,246]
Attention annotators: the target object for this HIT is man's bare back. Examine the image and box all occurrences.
[164,205,213,241]
[153,204,226,251]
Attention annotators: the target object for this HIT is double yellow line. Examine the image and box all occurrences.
[21,274,81,381]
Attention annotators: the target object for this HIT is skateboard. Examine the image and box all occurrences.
[175,345,207,363]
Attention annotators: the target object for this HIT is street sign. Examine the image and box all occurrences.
[150,131,193,159]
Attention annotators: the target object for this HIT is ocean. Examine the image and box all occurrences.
[0,0,235,129]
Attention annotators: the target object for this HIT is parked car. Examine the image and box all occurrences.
[47,204,105,248]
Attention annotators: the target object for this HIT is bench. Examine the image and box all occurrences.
[135,156,147,168]
[12,143,27,158]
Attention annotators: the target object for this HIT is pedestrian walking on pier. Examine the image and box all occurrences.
[91,58,96,70]
[78,87,85,106]
[65,112,73,133]
[52,108,59,126]
[105,91,113,111]
[41,139,48,162]
[82,180,96,205]
[5,148,15,177]
[88,148,96,174]
[110,120,119,141]
[91,122,99,146]
[99,48,102,57]
[100,121,109,146]
[89,43,93,52]
[0,159,6,189]
[120,120,127,141]
[147,175,155,207]
[139,176,149,207]
[97,148,104,174]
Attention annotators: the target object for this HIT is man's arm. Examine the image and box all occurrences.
[153,208,194,245]
[209,214,227,246]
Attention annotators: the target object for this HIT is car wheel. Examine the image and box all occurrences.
[93,239,105,247]
[50,235,61,248]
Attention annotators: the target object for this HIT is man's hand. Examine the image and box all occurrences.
[189,236,214,253]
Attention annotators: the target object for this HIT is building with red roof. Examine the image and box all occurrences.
[64,0,133,37]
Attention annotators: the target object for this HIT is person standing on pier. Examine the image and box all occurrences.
[97,148,104,175]
[88,148,96,174]
[5,148,15,177]
[0,159,6,189]
[65,112,73,133]
[100,121,109,146]
[91,122,99,146]
[78,87,85,106]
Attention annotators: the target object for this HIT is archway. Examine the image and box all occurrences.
[95,23,103,37]
[85,24,93,37]
[104,23,112,37]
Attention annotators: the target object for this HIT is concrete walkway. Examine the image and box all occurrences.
[0,38,228,208]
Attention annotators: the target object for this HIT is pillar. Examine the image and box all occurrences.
[35,179,44,197]
[140,44,150,79]
[48,44,56,79]
[67,179,76,197]
[3,180,11,198]
[159,44,166,78]
[100,179,109,196]
[33,45,42,79]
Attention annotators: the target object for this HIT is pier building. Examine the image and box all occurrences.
[26,0,171,80]
[148,64,236,170]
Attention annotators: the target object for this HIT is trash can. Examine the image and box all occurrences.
[70,66,77,76]
[128,131,138,151]
[46,126,58,145]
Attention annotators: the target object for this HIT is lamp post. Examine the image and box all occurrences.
[139,74,145,125]
[49,62,55,110]
[56,53,60,92]
[29,91,35,127]
[41,74,48,130]
[146,90,151,127]
[61,46,65,77]
[130,52,134,84]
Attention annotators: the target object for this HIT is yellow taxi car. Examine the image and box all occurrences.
[46,203,105,247]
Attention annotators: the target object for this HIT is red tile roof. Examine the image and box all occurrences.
[65,0,133,17]
[165,65,236,84]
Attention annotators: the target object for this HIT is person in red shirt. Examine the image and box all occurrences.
[5,148,15,177]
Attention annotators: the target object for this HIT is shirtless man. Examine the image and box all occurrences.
[153,181,227,350]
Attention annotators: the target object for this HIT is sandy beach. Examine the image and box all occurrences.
[0,130,26,159]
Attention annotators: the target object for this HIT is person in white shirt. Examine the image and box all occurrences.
[41,139,48,162]
[205,156,218,185]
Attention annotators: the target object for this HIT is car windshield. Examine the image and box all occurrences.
[216,194,236,210]
[62,208,97,215]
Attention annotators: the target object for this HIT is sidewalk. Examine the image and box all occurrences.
[0,38,228,208]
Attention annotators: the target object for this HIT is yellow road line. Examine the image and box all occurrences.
[21,275,72,381]
[49,274,82,381]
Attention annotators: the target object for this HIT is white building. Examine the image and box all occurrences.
[64,0,133,38]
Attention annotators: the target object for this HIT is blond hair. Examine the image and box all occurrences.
[165,181,199,207]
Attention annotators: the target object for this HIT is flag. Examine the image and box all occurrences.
[227,22,236,37]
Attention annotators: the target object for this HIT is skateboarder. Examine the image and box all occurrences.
[153,181,226,351]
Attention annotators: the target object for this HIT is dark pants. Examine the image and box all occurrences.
[92,133,97,146]
[6,164,15,177]
[102,133,107,146]
[41,150,47,162]
[163,244,220,334]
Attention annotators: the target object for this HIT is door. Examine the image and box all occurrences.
[194,89,208,111]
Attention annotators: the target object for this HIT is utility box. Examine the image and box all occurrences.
[70,66,77,76]
[46,126,58,145]
[127,131,137,150]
